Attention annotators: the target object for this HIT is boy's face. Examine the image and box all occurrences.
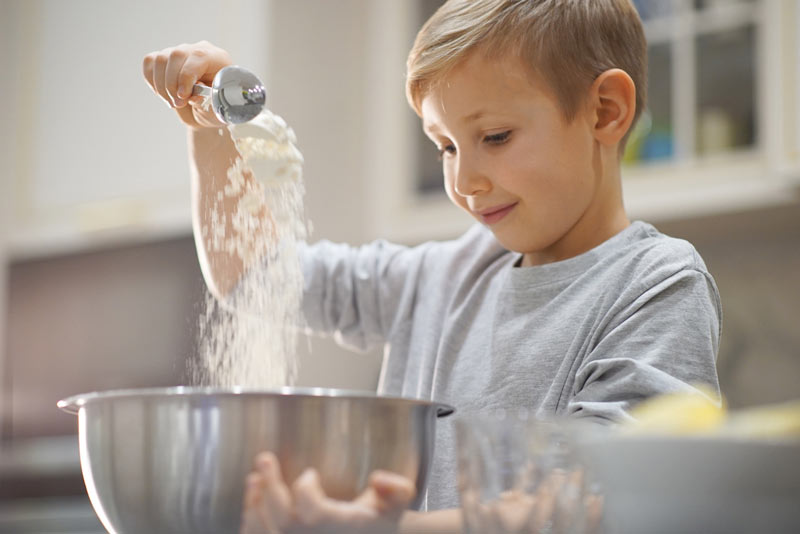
[421,53,625,266]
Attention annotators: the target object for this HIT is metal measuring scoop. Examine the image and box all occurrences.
[191,65,266,124]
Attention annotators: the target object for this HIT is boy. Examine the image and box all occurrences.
[143,0,721,532]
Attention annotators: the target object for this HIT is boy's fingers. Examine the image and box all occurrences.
[142,53,156,93]
[176,69,199,105]
[143,52,172,110]
[142,41,232,127]
[291,468,329,526]
[164,47,190,107]
[238,453,294,533]
[529,470,564,531]
[243,472,263,509]
[179,42,233,98]
[253,452,292,528]
[288,469,418,533]
[255,452,286,487]
[367,471,416,512]
[152,51,172,108]
[178,51,216,100]
[293,470,384,530]
[240,473,278,534]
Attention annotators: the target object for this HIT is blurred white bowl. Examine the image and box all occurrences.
[577,433,800,534]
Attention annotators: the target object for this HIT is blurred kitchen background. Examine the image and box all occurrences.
[0,0,798,531]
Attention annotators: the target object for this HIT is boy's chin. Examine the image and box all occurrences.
[484,227,523,252]
[485,229,547,265]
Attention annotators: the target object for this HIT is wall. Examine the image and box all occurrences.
[2,0,272,258]
[263,0,385,390]
[0,2,15,445]
[659,202,800,409]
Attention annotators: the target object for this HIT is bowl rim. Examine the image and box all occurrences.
[57,386,455,417]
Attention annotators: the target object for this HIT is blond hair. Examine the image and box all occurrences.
[406,0,647,141]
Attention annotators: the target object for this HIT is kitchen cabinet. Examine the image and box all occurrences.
[621,0,800,221]
[363,0,800,245]
[0,0,269,260]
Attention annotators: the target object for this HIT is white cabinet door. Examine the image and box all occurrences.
[2,0,269,259]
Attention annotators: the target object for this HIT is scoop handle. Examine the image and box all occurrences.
[192,84,212,98]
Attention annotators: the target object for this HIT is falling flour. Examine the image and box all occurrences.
[190,109,309,389]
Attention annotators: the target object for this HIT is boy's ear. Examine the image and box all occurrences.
[588,68,636,147]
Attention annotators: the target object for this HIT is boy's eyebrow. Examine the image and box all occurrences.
[423,109,489,136]
[463,110,487,122]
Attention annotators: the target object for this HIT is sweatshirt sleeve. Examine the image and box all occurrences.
[298,239,429,352]
[568,253,722,424]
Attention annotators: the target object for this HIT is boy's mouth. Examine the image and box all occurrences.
[477,202,517,225]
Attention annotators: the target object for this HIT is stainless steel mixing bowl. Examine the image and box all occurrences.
[58,386,453,534]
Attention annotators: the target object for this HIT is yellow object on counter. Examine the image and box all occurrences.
[627,388,726,435]
[721,400,800,439]
[626,388,800,439]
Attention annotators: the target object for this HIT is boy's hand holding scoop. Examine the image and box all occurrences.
[142,40,230,129]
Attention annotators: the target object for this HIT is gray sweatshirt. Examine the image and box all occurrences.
[299,221,721,510]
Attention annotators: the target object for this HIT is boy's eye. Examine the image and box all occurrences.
[437,144,456,161]
[483,130,511,145]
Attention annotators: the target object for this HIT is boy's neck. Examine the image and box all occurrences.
[519,212,629,267]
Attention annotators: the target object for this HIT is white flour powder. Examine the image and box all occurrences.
[191,109,308,389]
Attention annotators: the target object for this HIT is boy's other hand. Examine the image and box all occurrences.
[240,451,416,534]
[142,41,232,129]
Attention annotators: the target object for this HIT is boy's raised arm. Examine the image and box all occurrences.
[142,41,266,299]
[187,127,251,298]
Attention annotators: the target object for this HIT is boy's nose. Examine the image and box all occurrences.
[453,157,491,197]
